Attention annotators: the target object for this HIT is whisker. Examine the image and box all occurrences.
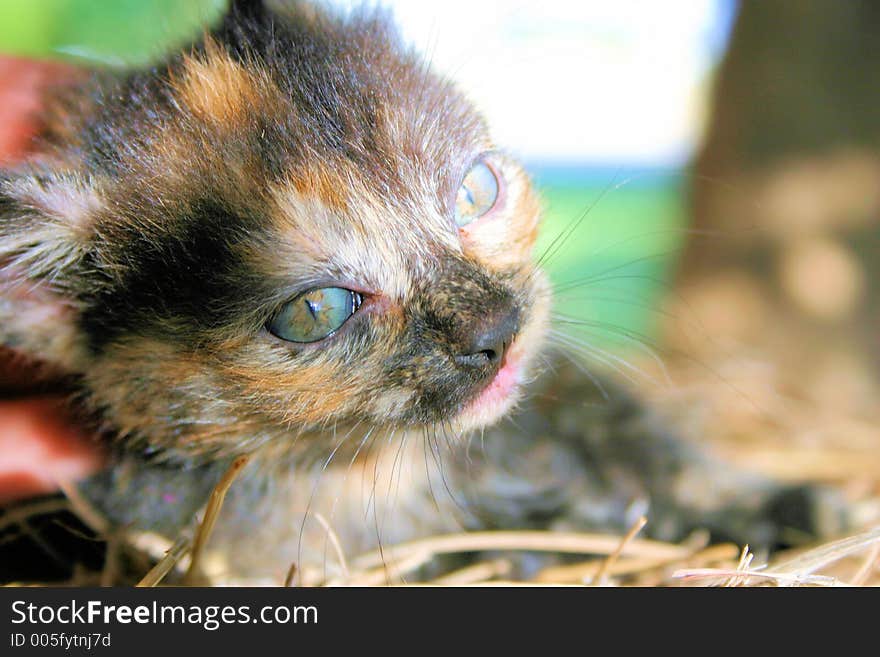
[548,329,663,388]
[421,426,441,513]
[377,428,405,536]
[550,249,681,295]
[535,169,626,269]
[551,315,673,384]
[295,418,365,583]
[321,423,383,581]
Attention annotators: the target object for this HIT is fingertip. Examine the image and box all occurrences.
[0,397,105,504]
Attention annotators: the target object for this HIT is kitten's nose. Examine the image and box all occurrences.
[456,308,519,373]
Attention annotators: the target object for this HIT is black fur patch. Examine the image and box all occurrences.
[80,198,270,350]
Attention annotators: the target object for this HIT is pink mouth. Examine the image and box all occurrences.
[461,348,522,420]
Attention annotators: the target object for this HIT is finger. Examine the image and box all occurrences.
[0,397,105,504]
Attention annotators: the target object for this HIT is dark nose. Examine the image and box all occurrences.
[456,308,519,374]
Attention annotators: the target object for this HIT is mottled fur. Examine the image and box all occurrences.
[0,1,844,581]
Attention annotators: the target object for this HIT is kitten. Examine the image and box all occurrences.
[0,0,844,582]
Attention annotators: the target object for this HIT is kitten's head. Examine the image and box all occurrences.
[0,1,549,459]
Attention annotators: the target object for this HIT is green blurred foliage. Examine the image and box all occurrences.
[0,0,226,66]
[534,174,685,350]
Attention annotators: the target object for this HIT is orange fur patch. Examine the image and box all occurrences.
[288,165,350,212]
[173,38,267,128]
[231,358,354,426]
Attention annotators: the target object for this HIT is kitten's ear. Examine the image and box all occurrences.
[0,168,100,372]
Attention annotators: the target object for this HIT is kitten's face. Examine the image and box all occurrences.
[0,3,549,458]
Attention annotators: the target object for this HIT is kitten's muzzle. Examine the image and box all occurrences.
[455,307,519,377]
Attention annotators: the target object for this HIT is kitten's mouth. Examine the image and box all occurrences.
[457,339,524,427]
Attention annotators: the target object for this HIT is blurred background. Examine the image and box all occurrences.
[0,0,878,521]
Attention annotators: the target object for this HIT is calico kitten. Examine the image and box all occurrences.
[0,0,844,582]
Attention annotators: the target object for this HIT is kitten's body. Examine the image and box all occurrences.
[0,1,843,583]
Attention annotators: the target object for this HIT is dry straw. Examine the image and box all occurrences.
[3,449,878,587]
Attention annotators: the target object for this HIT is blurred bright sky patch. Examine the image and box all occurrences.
[0,0,737,167]
[339,0,737,167]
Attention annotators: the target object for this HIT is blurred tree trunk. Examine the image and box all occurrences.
[683,0,880,340]
[665,0,880,430]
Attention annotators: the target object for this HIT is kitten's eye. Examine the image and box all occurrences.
[454,160,499,227]
[268,287,362,343]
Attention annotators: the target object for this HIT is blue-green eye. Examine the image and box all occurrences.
[268,287,362,343]
[454,160,499,227]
